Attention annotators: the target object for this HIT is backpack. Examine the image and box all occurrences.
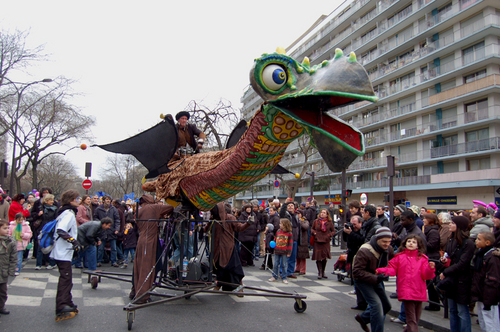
[38,218,59,254]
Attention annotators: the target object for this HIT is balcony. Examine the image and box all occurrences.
[429,74,500,105]
[429,137,500,158]
[328,175,432,190]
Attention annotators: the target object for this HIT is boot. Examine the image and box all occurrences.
[322,260,328,279]
[316,261,322,279]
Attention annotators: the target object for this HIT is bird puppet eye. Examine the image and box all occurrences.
[261,64,287,91]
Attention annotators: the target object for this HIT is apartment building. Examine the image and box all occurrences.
[237,0,500,212]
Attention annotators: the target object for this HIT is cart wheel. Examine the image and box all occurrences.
[91,276,98,289]
[294,300,307,313]
[127,311,134,330]
[184,291,191,300]
[337,274,344,282]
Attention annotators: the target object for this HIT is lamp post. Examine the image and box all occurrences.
[7,78,53,195]
[305,171,315,202]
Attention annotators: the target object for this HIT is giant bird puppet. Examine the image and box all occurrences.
[97,48,378,211]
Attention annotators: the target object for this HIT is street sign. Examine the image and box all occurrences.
[82,179,92,190]
[274,180,280,188]
[360,193,368,205]
[405,201,411,208]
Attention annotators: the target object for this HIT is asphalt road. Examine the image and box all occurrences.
[0,252,433,332]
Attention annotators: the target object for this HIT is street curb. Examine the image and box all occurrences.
[388,309,450,332]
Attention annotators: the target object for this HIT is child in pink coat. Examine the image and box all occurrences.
[8,213,33,275]
[376,234,435,332]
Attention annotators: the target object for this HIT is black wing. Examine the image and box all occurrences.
[225,120,248,149]
[97,115,178,179]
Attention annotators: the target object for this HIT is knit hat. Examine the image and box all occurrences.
[452,216,470,231]
[266,223,274,231]
[175,111,190,120]
[409,205,420,215]
[300,202,306,207]
[395,204,406,213]
[375,226,392,239]
[494,210,500,219]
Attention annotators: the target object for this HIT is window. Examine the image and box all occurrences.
[467,157,490,171]
[441,79,456,93]
[464,69,486,83]
[463,41,485,65]
[400,168,417,177]
[466,128,489,142]
[465,99,488,123]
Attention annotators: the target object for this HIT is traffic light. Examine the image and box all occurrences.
[339,204,345,214]
[384,194,390,202]
[0,161,7,178]
[345,189,352,198]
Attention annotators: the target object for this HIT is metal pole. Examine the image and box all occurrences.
[341,169,347,250]
[387,156,395,229]
[310,171,315,201]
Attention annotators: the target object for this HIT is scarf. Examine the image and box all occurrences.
[13,222,23,242]
[318,218,327,231]
[369,236,389,268]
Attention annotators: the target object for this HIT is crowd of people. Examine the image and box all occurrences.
[1,184,500,331]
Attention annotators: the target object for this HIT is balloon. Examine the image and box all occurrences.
[80,143,87,150]
[270,241,276,248]
[294,173,300,178]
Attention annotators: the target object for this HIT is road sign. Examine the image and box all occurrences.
[82,179,92,190]
[405,201,411,208]
[274,180,280,188]
[360,193,368,205]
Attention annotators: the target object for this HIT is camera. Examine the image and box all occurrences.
[344,222,353,229]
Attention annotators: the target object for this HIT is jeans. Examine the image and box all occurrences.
[16,250,23,273]
[398,302,406,323]
[253,233,261,258]
[448,298,471,332]
[123,248,136,264]
[273,254,288,280]
[286,241,297,276]
[84,245,97,270]
[36,245,55,267]
[116,241,124,261]
[97,239,117,264]
[355,280,392,332]
[173,233,194,264]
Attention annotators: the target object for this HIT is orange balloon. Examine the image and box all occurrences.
[80,144,87,150]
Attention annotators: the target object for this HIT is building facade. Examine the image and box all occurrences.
[236,0,500,213]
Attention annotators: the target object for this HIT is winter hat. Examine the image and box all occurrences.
[452,216,470,231]
[273,199,280,204]
[494,210,500,219]
[300,202,307,207]
[395,204,406,213]
[375,226,392,239]
[266,223,274,231]
[175,111,190,120]
[409,205,420,216]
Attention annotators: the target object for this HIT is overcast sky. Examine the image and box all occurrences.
[1,0,342,181]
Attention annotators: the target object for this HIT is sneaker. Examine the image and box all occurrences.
[268,277,277,282]
[35,266,41,270]
[120,264,128,269]
[46,265,55,270]
[14,272,20,276]
[349,289,356,295]
[111,263,120,267]
[282,279,288,284]
[390,317,406,324]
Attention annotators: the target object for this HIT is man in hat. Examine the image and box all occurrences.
[174,111,206,160]
[352,227,394,332]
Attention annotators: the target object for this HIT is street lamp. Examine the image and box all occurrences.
[7,78,53,195]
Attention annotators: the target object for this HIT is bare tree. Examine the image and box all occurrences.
[98,155,147,199]
[29,154,79,197]
[275,134,326,200]
[183,99,240,150]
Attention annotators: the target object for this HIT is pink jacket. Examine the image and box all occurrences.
[376,249,435,301]
[8,221,33,251]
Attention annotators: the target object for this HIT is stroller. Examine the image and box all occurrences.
[332,251,351,282]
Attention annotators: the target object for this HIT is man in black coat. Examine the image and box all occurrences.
[361,205,381,243]
[376,205,389,228]
[93,195,121,267]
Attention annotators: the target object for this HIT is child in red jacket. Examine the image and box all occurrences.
[377,234,435,332]
[268,218,293,284]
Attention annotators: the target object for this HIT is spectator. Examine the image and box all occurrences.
[347,200,362,224]
[311,209,335,279]
[112,199,126,264]
[392,204,406,236]
[76,218,113,271]
[94,195,121,267]
[251,202,264,261]
[352,227,395,332]
[258,203,268,259]
[438,212,452,251]
[469,206,493,239]
[268,218,293,284]
[493,210,500,247]
[76,195,93,226]
[120,221,138,269]
[394,211,427,249]
[259,223,274,270]
[376,205,389,228]
[8,213,32,275]
[238,204,258,267]
[35,194,57,270]
[0,218,16,315]
[409,205,424,230]
[343,215,366,310]
[0,193,9,221]
[90,195,99,216]
[422,213,442,311]
[8,194,30,222]
[294,209,310,275]
[280,201,300,279]
[439,215,476,332]
[420,207,427,219]
[361,205,380,243]
[268,206,280,236]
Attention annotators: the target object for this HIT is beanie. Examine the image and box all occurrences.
[375,226,392,239]
[395,204,406,213]
[452,216,470,231]
[494,210,500,219]
[266,223,274,232]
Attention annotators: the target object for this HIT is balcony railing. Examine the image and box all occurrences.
[429,137,500,158]
[430,74,500,105]
[327,175,432,190]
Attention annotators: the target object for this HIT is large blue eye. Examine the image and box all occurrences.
[262,64,287,91]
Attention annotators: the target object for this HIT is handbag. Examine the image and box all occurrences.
[309,220,317,246]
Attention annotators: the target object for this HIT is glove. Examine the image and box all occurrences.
[483,305,491,311]
[68,238,82,252]
[376,273,389,284]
